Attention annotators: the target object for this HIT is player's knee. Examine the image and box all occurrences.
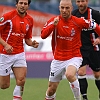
[94,74,100,79]
[66,73,74,80]
[93,72,100,79]
[78,69,86,76]
[0,83,10,89]
[16,78,25,86]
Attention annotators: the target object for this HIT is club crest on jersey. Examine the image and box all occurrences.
[26,24,29,31]
[71,28,75,36]
[0,17,4,22]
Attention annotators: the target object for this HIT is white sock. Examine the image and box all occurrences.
[69,79,81,100]
[45,92,56,100]
[13,85,24,98]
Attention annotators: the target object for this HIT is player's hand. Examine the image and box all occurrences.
[4,44,13,54]
[93,37,100,46]
[54,16,59,26]
[32,40,39,48]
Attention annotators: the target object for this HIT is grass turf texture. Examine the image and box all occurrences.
[0,78,98,100]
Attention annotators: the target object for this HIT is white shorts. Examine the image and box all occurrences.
[0,52,27,76]
[49,57,83,82]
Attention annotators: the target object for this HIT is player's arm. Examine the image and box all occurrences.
[92,10,100,46]
[0,37,6,46]
[90,11,100,36]
[81,18,100,36]
[93,37,100,46]
[41,16,59,39]
[24,18,39,48]
[0,37,13,53]
[0,14,13,53]
[94,24,100,36]
[25,38,39,48]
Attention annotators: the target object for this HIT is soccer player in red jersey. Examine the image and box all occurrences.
[0,0,39,100]
[41,0,100,100]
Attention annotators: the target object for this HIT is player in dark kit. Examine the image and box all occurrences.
[72,0,100,100]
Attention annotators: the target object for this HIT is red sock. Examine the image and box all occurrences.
[45,98,54,100]
[13,96,22,100]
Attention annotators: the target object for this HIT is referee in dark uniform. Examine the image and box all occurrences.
[72,0,100,100]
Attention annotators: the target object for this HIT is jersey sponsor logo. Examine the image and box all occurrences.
[12,32,25,37]
[57,35,73,41]
[63,26,69,28]
[0,17,4,22]
[20,21,24,24]
[82,28,93,31]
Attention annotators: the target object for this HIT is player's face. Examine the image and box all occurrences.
[16,0,29,17]
[59,0,73,19]
[76,0,88,12]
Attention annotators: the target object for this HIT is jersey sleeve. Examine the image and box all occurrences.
[78,17,95,29]
[41,17,56,39]
[93,10,100,25]
[94,24,100,36]
[0,14,9,31]
[80,17,100,36]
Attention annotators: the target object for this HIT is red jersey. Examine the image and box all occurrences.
[0,10,33,54]
[41,15,100,61]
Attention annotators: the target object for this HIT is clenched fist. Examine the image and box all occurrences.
[54,16,59,26]
[32,40,39,48]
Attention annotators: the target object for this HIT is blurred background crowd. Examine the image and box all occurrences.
[0,0,100,15]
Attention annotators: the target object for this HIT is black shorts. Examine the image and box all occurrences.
[81,50,100,72]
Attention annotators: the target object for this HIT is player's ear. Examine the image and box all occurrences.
[59,5,60,11]
[15,4,17,7]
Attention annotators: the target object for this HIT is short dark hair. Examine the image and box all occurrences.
[16,0,31,5]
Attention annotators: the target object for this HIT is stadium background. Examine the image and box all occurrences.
[0,0,100,78]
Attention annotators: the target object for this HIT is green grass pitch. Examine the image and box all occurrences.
[0,78,99,100]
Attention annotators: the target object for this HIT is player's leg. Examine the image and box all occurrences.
[0,54,13,89]
[12,52,27,100]
[45,81,59,100]
[89,51,100,99]
[65,57,83,100]
[12,67,27,100]
[0,75,10,89]
[45,59,64,100]
[66,66,81,100]
[93,71,100,99]
[78,65,88,100]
